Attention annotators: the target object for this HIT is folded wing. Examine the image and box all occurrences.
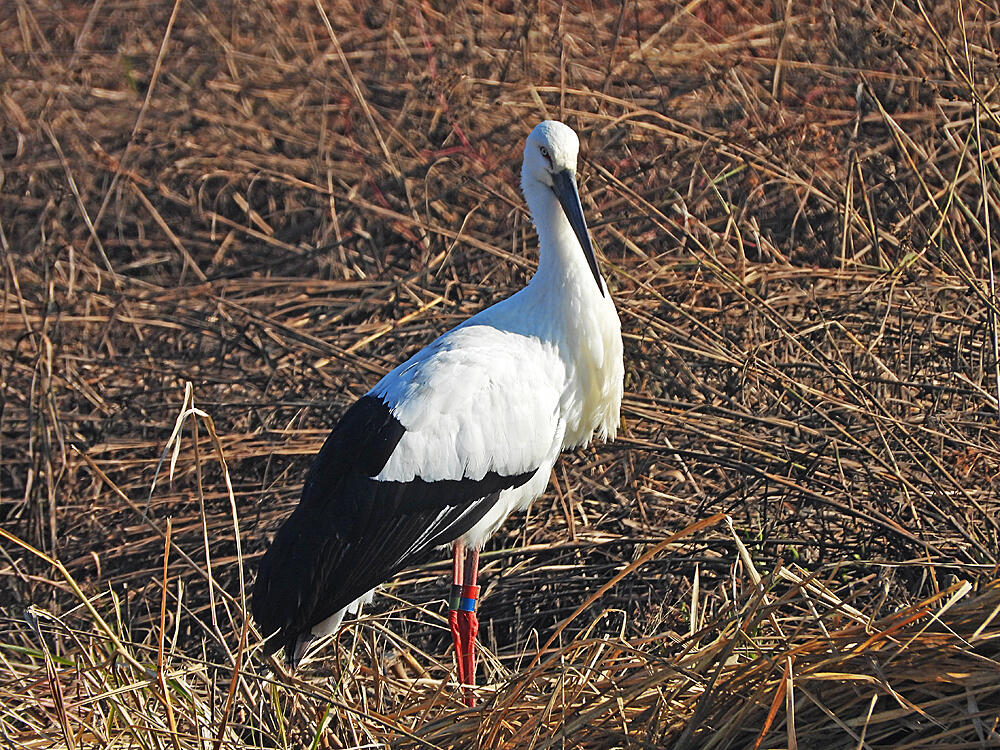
[251,324,563,659]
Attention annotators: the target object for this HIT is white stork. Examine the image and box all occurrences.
[251,120,624,705]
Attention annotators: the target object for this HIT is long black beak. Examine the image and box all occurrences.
[551,169,605,296]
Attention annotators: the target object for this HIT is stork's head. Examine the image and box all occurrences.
[522,120,580,187]
[521,121,603,295]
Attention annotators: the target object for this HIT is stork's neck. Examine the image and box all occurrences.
[522,179,603,296]
[517,175,622,450]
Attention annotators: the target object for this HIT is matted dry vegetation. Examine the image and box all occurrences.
[3,0,1000,747]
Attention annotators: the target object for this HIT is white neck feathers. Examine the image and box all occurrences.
[521,178,602,296]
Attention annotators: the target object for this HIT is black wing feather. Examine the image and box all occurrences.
[251,395,534,660]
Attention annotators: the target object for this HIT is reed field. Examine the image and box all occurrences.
[3,0,1000,746]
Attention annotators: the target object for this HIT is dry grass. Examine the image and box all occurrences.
[3,0,1000,746]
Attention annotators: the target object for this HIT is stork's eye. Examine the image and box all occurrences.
[540,146,551,161]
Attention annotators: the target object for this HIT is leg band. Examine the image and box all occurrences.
[450,584,480,612]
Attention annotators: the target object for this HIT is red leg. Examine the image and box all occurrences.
[460,547,480,698]
[449,542,466,686]
[449,541,480,707]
